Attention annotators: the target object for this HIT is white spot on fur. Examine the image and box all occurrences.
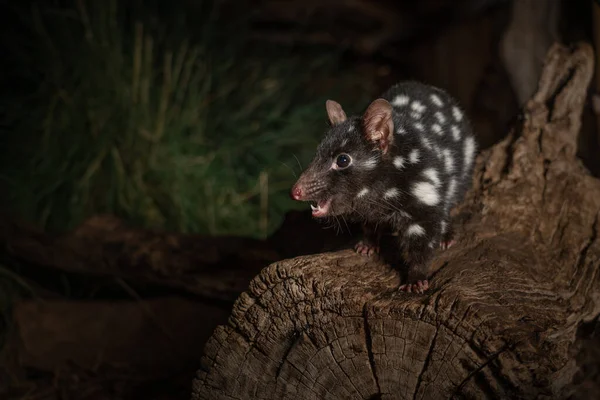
[421,136,432,150]
[392,95,410,107]
[435,112,446,124]
[407,224,426,237]
[442,149,455,173]
[414,122,424,131]
[423,168,440,186]
[357,188,369,198]
[452,106,463,121]
[430,94,443,107]
[446,179,457,203]
[347,125,355,133]
[412,181,440,206]
[433,145,443,159]
[396,127,406,134]
[384,188,400,199]
[411,101,426,113]
[428,241,435,248]
[393,156,405,169]
[341,139,348,147]
[399,210,411,219]
[409,149,420,164]
[441,221,447,234]
[451,125,461,141]
[410,111,422,120]
[362,157,378,170]
[432,124,442,135]
[464,136,476,171]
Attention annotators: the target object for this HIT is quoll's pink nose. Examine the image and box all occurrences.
[291,184,303,200]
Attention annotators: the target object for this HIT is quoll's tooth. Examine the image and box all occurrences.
[310,204,317,211]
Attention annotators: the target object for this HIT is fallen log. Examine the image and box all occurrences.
[0,214,281,302]
[0,209,354,303]
[191,42,600,399]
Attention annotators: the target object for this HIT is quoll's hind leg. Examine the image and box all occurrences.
[354,223,381,257]
[398,235,436,294]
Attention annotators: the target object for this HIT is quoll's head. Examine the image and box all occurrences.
[290,97,395,218]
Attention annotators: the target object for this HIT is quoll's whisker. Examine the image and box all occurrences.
[280,162,297,178]
[293,154,303,171]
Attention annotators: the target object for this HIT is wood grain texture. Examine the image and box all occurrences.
[192,42,600,399]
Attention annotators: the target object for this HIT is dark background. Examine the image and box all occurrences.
[0,0,599,399]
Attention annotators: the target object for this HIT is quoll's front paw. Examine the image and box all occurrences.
[398,280,429,294]
[440,239,455,250]
[354,240,379,257]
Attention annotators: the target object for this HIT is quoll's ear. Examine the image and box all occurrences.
[362,98,394,154]
[326,100,347,125]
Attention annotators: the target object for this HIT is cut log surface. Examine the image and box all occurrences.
[192,42,600,399]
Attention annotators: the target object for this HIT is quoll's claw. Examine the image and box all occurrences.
[440,239,456,250]
[398,280,429,294]
[354,241,379,257]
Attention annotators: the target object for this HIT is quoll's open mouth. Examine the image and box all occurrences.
[309,198,332,217]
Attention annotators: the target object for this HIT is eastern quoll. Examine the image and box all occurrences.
[290,81,477,294]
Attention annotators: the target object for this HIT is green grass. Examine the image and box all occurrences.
[0,0,370,239]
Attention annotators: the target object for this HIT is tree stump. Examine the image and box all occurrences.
[191,43,600,399]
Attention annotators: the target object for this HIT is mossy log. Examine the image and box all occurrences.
[192,42,600,399]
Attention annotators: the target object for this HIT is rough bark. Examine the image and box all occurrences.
[591,0,600,171]
[192,42,600,399]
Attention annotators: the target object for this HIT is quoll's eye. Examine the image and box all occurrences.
[335,153,351,169]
